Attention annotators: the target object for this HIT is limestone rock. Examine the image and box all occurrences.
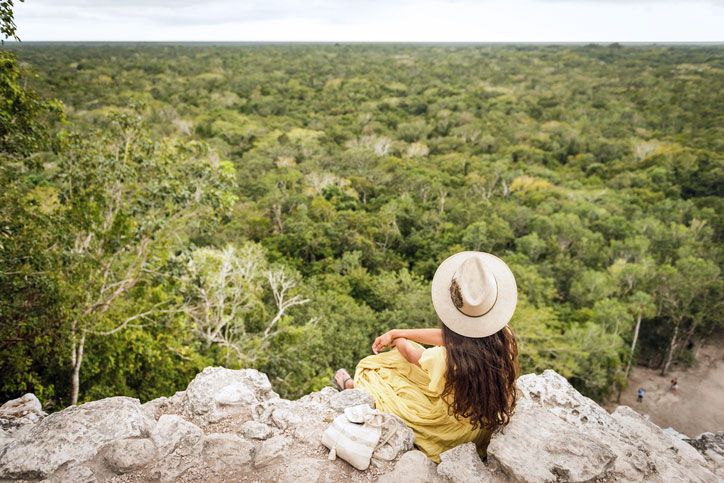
[0,428,12,448]
[141,396,168,421]
[487,398,616,481]
[487,370,718,482]
[611,405,715,481]
[182,367,278,424]
[0,367,720,483]
[202,432,254,473]
[0,396,153,480]
[0,393,46,434]
[379,450,442,483]
[268,399,304,430]
[51,464,98,483]
[241,420,273,440]
[102,437,157,474]
[148,414,204,482]
[254,390,336,442]
[327,389,375,412]
[276,456,325,483]
[686,432,724,478]
[437,443,505,483]
[663,426,690,440]
[254,435,290,468]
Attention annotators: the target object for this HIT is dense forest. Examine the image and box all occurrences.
[1,39,722,409]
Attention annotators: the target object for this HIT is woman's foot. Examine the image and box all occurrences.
[334,368,354,390]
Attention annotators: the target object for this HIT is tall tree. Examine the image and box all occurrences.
[56,112,237,404]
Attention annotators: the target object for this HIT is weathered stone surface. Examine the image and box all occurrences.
[269,399,304,430]
[611,405,716,481]
[148,414,204,482]
[379,450,442,483]
[103,437,157,474]
[492,370,717,482]
[0,396,153,480]
[141,396,168,421]
[437,443,505,483]
[327,389,375,412]
[0,393,46,434]
[255,392,335,443]
[487,399,616,482]
[52,464,98,483]
[275,456,325,483]
[183,367,278,424]
[241,420,273,440]
[202,432,254,472]
[254,435,290,468]
[663,426,690,440]
[1,367,720,483]
[686,432,724,478]
[0,428,11,447]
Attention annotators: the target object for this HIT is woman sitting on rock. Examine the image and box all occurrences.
[334,251,520,463]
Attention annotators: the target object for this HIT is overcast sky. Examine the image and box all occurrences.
[14,0,724,42]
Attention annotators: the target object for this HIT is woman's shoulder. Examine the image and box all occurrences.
[419,345,447,393]
[419,345,447,371]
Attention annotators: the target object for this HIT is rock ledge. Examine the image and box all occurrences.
[0,368,720,482]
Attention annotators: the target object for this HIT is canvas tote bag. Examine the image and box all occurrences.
[321,404,398,471]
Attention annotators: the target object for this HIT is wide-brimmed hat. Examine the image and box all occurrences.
[431,251,517,338]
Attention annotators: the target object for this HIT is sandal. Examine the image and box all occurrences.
[333,368,352,391]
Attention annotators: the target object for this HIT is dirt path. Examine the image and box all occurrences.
[605,333,724,437]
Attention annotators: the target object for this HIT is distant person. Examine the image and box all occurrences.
[637,387,645,403]
[670,377,679,392]
[332,251,519,463]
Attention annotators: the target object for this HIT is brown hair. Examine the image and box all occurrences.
[440,322,519,433]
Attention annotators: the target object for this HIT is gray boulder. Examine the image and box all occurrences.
[102,437,157,474]
[380,449,442,483]
[484,370,717,482]
[0,367,720,483]
[437,442,505,483]
[0,393,46,434]
[147,414,204,482]
[182,367,278,424]
[327,389,375,412]
[254,434,290,468]
[202,432,255,472]
[241,420,273,440]
[0,396,153,480]
[686,432,724,478]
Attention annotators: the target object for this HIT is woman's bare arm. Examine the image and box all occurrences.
[372,328,442,354]
[392,337,424,367]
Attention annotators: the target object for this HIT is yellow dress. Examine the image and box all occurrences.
[353,341,489,463]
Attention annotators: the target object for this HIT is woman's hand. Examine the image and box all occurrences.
[372,330,395,354]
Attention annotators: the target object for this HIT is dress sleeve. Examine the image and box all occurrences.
[419,345,447,394]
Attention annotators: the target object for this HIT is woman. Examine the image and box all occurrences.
[334,251,520,463]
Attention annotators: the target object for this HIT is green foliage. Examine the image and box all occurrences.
[0,0,22,42]
[2,43,723,406]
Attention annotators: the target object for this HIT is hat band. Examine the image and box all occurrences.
[449,272,498,318]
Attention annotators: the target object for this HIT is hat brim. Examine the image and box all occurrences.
[431,251,517,338]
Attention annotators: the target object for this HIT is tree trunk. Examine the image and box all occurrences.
[617,312,642,402]
[70,329,86,406]
[660,321,679,376]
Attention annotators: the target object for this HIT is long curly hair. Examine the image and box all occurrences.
[440,322,519,433]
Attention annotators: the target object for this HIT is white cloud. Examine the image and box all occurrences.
[13,0,724,41]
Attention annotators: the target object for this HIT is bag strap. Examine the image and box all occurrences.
[365,414,400,460]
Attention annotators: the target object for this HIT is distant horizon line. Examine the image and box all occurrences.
[5,40,724,45]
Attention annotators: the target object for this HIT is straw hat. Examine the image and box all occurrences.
[431,251,517,338]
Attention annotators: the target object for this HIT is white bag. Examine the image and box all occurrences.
[321,404,398,471]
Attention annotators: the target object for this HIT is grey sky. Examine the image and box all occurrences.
[15,0,724,41]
